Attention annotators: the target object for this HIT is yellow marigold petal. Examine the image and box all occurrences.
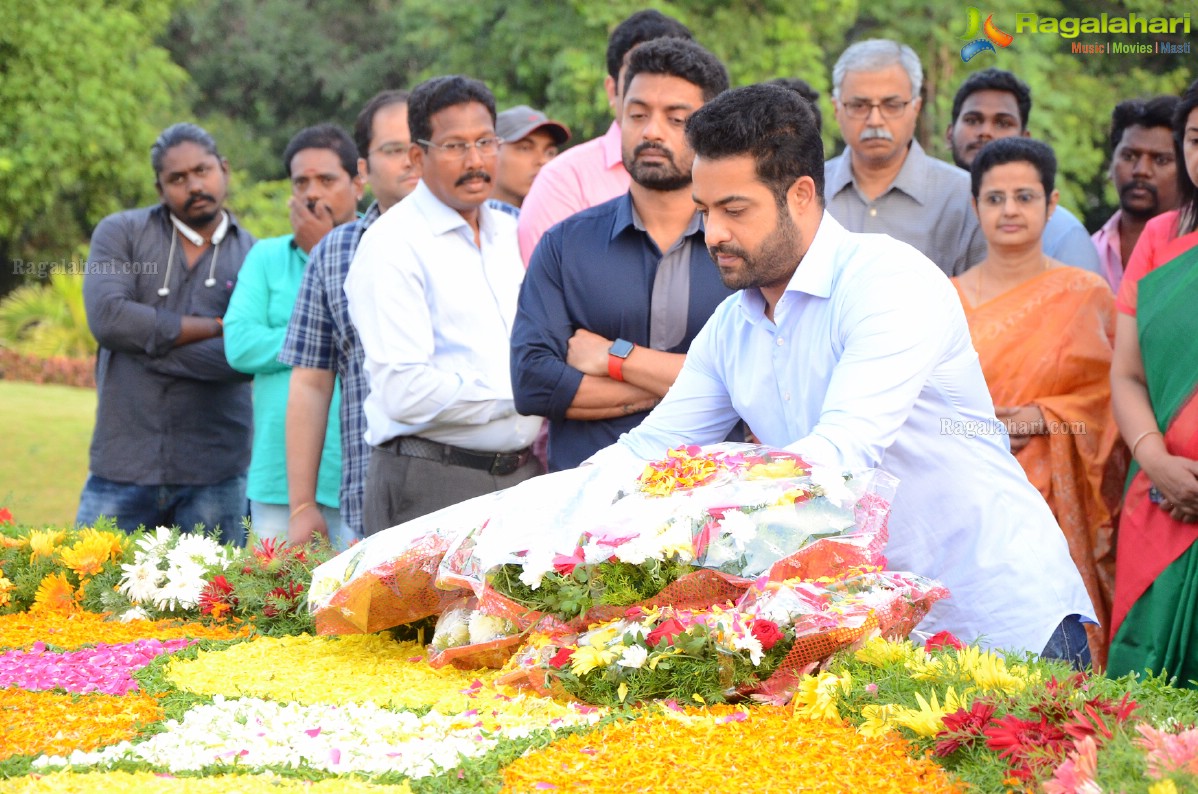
[0,689,162,761]
[0,772,410,793]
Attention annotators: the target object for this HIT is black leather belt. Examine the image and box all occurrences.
[384,435,532,476]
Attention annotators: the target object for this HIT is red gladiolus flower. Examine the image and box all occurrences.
[984,714,1070,780]
[750,619,784,650]
[924,630,966,652]
[0,507,13,525]
[548,647,574,669]
[262,580,304,618]
[646,618,687,647]
[198,575,237,618]
[934,701,996,757]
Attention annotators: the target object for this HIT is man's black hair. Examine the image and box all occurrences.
[685,83,824,206]
[408,75,496,149]
[605,10,693,81]
[1173,78,1198,235]
[150,123,221,177]
[623,38,729,103]
[767,77,822,133]
[950,68,1032,129]
[1108,95,1180,154]
[969,137,1056,199]
[355,89,412,159]
[282,124,359,178]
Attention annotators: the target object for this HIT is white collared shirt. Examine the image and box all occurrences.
[607,213,1094,653]
[345,181,542,452]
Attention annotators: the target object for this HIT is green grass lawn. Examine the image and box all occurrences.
[0,380,94,527]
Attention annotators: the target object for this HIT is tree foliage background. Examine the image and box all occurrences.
[1,0,1193,301]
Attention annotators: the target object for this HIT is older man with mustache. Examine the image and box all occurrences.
[345,76,542,533]
[510,38,737,472]
[824,39,985,277]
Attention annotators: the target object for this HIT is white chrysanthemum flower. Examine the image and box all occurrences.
[432,611,472,650]
[616,644,648,669]
[732,631,765,666]
[467,612,512,644]
[518,546,556,590]
[155,565,206,611]
[580,538,613,565]
[718,510,759,548]
[119,606,150,622]
[134,525,174,563]
[118,559,165,603]
[809,468,856,508]
[612,536,652,566]
[168,533,227,571]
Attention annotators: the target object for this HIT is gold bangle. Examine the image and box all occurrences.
[289,501,316,520]
[1130,429,1163,459]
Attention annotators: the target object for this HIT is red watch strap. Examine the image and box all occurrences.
[608,352,625,381]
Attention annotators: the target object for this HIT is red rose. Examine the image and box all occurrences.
[646,617,687,647]
[750,619,785,650]
[548,647,574,669]
[925,630,966,652]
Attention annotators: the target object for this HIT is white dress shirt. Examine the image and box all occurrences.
[344,181,542,452]
[605,213,1095,653]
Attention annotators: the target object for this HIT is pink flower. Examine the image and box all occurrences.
[1136,723,1198,777]
[1043,735,1100,794]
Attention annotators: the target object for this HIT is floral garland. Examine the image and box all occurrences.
[0,689,163,761]
[499,703,962,793]
[0,638,193,694]
[35,693,600,778]
[0,611,248,650]
[0,771,410,793]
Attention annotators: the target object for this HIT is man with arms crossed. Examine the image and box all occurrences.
[511,38,733,472]
[598,84,1095,661]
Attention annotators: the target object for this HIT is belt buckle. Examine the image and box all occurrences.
[489,453,509,476]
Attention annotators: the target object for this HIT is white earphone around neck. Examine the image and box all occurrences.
[158,211,229,297]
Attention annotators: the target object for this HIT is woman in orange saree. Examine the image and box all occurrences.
[954,138,1120,666]
[1107,80,1198,686]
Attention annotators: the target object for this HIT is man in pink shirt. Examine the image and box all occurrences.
[1092,95,1179,292]
[517,9,692,264]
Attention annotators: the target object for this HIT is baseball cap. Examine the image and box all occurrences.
[495,105,570,146]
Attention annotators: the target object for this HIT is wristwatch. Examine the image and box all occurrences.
[607,338,635,381]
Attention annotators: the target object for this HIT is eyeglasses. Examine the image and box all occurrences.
[416,137,503,158]
[369,142,412,157]
[979,190,1045,207]
[839,98,915,120]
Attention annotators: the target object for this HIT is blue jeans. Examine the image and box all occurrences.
[1040,613,1092,670]
[76,473,248,547]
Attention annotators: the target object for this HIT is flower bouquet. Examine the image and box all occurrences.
[474,444,897,629]
[426,595,526,670]
[111,526,235,620]
[501,565,948,707]
[308,493,502,635]
[502,603,800,707]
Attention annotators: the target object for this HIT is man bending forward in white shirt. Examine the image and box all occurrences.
[597,84,1095,663]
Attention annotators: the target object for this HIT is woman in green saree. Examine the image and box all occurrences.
[1107,78,1198,684]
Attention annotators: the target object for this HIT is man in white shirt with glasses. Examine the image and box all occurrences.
[345,75,542,535]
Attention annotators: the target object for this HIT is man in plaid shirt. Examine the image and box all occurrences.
[279,90,420,545]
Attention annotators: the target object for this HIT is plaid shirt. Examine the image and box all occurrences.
[279,202,381,539]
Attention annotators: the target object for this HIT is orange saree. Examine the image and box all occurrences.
[954,266,1124,666]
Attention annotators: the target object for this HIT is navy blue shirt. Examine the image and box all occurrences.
[511,193,736,471]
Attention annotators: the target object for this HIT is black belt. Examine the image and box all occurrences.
[383,435,532,476]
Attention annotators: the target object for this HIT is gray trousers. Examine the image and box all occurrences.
[362,444,541,536]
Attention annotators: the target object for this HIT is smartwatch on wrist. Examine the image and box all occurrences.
[607,338,635,381]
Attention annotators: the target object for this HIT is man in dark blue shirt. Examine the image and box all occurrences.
[511,38,732,471]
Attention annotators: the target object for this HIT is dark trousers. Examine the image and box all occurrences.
[362,444,540,536]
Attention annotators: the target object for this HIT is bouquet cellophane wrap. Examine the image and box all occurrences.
[439,444,900,668]
[308,493,501,634]
[739,570,951,701]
